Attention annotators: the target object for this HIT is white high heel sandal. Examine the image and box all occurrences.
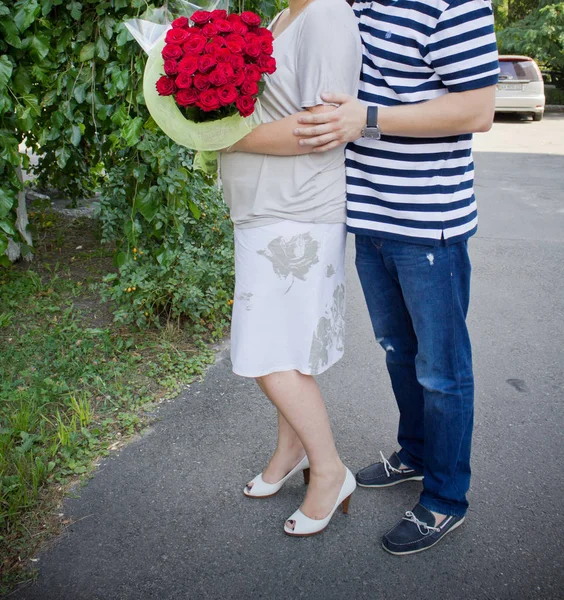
[243,455,310,498]
[283,467,356,537]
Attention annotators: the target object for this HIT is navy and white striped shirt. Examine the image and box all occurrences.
[346,0,499,245]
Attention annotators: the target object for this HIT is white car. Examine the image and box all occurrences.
[495,55,545,121]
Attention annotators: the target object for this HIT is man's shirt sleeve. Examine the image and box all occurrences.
[426,0,499,93]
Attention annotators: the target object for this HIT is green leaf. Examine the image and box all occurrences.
[79,42,95,62]
[0,189,15,219]
[21,93,41,116]
[135,191,159,222]
[29,33,50,60]
[115,251,127,268]
[0,20,22,48]
[0,220,16,236]
[13,67,32,94]
[73,81,89,104]
[0,254,11,266]
[110,104,128,126]
[188,200,201,220]
[70,124,82,146]
[14,0,40,33]
[31,64,49,83]
[41,0,54,16]
[121,117,143,147]
[115,24,133,47]
[0,55,13,90]
[42,89,58,107]
[68,1,82,20]
[100,16,116,40]
[20,243,33,257]
[0,235,8,256]
[96,36,109,61]
[55,146,71,169]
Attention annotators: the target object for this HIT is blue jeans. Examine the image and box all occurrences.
[355,235,474,517]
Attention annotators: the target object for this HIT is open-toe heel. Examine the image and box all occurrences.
[284,467,356,537]
[244,455,310,498]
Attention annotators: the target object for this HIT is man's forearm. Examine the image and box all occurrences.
[379,86,496,137]
[293,86,497,151]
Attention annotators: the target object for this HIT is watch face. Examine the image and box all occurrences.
[364,127,381,140]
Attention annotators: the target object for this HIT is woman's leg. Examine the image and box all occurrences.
[257,369,346,521]
[255,406,306,484]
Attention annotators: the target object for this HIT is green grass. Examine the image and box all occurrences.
[0,212,219,593]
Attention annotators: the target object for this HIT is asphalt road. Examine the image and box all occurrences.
[13,115,564,600]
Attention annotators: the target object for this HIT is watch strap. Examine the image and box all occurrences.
[367,105,378,128]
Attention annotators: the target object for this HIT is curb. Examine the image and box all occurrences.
[545,105,564,113]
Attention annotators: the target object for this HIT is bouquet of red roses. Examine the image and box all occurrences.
[128,4,277,169]
[155,10,276,121]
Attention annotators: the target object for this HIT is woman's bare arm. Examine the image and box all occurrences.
[227,104,336,155]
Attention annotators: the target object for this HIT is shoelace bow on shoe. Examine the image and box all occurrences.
[402,511,440,535]
[380,450,402,478]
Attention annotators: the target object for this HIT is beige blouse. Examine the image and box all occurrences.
[220,0,362,228]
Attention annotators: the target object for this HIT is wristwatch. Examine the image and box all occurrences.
[361,106,381,140]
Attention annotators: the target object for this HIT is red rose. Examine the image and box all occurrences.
[244,64,262,81]
[197,88,221,112]
[225,34,245,54]
[232,22,249,36]
[257,54,276,75]
[176,71,193,89]
[183,34,207,54]
[236,95,256,117]
[162,44,183,60]
[165,28,190,45]
[178,55,199,76]
[217,84,239,106]
[198,54,217,73]
[209,67,228,87]
[241,79,259,96]
[229,68,246,87]
[191,10,212,25]
[210,9,227,20]
[175,88,199,106]
[215,19,233,33]
[205,39,225,55]
[156,75,177,96]
[172,16,189,28]
[215,48,233,63]
[257,27,274,40]
[229,54,245,70]
[164,59,179,76]
[259,38,273,54]
[245,32,259,44]
[240,11,262,27]
[227,14,242,23]
[193,73,211,91]
[244,41,262,59]
[215,62,234,79]
[202,22,219,38]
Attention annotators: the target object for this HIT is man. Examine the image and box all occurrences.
[294,0,499,554]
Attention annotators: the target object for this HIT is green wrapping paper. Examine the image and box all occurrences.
[143,34,262,172]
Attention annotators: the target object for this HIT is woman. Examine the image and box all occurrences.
[220,0,362,536]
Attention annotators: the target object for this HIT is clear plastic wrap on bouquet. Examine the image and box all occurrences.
[125,0,262,160]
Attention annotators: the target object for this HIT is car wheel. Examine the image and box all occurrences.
[532,112,543,122]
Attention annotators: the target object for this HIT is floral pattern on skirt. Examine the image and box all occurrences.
[231,221,346,378]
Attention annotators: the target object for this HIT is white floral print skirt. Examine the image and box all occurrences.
[231,220,346,378]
